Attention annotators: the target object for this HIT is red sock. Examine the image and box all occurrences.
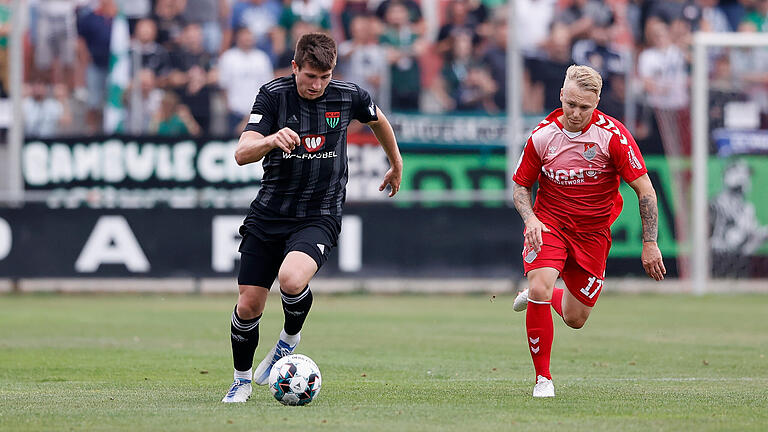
[551,288,564,318]
[526,300,554,380]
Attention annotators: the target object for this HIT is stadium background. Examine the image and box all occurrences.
[1,1,768,431]
[0,0,766,289]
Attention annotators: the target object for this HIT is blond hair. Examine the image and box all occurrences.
[563,65,602,97]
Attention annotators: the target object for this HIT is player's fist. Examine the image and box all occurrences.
[272,127,300,153]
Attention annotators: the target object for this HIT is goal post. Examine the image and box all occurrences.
[691,32,768,294]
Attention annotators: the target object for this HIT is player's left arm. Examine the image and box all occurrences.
[366,107,403,197]
[610,118,666,281]
[628,174,666,281]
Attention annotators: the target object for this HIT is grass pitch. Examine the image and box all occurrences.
[1,292,767,431]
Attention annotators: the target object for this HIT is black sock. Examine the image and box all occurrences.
[281,286,313,336]
[230,305,261,372]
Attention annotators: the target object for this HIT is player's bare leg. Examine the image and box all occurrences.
[222,285,269,403]
[254,251,318,385]
[561,289,592,329]
[526,267,558,397]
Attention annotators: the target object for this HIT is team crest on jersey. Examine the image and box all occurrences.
[302,134,326,152]
[325,111,340,128]
[582,143,598,161]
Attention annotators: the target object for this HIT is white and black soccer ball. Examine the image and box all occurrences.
[268,354,322,406]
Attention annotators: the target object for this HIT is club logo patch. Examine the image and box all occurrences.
[302,134,326,153]
[325,111,340,128]
[582,143,598,161]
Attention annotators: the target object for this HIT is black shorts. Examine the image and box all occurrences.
[237,207,341,288]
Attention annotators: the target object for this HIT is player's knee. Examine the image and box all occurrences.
[277,270,306,295]
[528,280,553,301]
[564,315,586,329]
[236,296,264,319]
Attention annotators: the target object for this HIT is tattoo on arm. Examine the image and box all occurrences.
[638,194,658,242]
[513,183,535,222]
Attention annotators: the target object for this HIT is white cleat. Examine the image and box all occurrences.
[221,379,252,403]
[533,375,555,398]
[253,334,300,385]
[513,289,529,312]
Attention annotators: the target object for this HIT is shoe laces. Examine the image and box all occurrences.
[226,379,249,397]
[271,341,295,363]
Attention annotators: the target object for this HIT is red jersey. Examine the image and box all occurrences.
[512,108,647,232]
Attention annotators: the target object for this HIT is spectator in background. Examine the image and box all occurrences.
[554,0,614,44]
[279,0,332,33]
[375,0,424,30]
[571,18,626,95]
[432,31,479,112]
[697,0,732,32]
[381,1,426,111]
[218,27,273,135]
[168,23,217,133]
[481,12,507,111]
[182,0,226,54]
[153,0,186,49]
[124,68,164,134]
[23,81,72,137]
[729,20,768,126]
[115,0,151,33]
[0,0,11,97]
[33,0,78,87]
[338,0,370,40]
[338,14,387,102]
[457,63,498,113]
[132,18,171,83]
[526,22,573,113]
[719,0,748,31]
[516,0,556,59]
[77,0,116,134]
[436,0,480,59]
[225,0,283,59]
[273,20,320,76]
[150,90,201,136]
[742,0,768,31]
[637,17,690,155]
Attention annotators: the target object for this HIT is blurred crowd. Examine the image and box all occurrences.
[5,0,768,145]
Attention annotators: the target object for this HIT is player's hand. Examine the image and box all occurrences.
[379,166,402,197]
[524,215,550,253]
[272,127,300,153]
[641,241,666,281]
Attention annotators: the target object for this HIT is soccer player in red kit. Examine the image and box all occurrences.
[511,65,666,397]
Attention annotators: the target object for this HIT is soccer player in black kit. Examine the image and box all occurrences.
[222,33,403,402]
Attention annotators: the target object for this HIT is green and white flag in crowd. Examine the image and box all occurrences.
[104,11,130,133]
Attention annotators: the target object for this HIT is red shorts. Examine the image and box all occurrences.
[522,224,611,307]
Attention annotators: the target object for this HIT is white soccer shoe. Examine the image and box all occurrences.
[253,334,300,385]
[221,378,252,403]
[533,375,555,398]
[513,289,529,312]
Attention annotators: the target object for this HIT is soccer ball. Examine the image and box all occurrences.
[268,354,322,406]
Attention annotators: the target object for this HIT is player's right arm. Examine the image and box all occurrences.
[235,129,300,165]
[234,85,300,166]
[512,136,550,253]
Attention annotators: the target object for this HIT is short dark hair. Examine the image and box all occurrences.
[294,32,337,71]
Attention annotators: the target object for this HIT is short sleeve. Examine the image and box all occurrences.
[609,123,647,183]
[512,137,542,187]
[243,86,277,135]
[351,84,378,123]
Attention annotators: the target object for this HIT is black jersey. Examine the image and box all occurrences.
[244,75,378,217]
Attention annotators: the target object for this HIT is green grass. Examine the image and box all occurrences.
[1,293,767,431]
